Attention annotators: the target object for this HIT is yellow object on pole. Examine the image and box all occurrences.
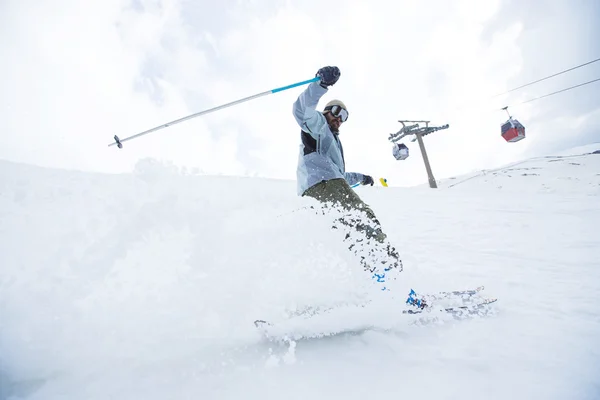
[379,178,388,187]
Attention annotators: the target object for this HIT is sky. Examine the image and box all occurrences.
[1,0,599,187]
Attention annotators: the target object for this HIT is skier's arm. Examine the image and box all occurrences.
[345,173,374,186]
[292,81,328,139]
[344,172,364,186]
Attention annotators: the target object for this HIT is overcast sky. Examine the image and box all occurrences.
[1,0,599,187]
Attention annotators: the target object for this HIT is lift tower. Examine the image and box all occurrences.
[388,120,449,189]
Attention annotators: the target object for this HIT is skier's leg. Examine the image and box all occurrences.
[303,179,403,273]
[303,179,384,240]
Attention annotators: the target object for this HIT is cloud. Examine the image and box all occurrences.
[0,0,244,176]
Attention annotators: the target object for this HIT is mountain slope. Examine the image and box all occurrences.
[436,143,600,194]
[1,151,599,400]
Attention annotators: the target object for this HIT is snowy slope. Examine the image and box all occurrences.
[1,149,599,400]
[436,143,600,195]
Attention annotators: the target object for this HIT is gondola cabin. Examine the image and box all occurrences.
[500,106,526,143]
[501,118,525,142]
[393,143,409,160]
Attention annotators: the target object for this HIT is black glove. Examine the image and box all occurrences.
[316,66,340,88]
[362,175,374,186]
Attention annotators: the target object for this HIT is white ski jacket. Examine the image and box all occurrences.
[292,82,365,196]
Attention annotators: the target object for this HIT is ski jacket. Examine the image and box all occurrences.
[292,82,364,196]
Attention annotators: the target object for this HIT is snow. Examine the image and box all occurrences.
[1,148,599,400]
[436,143,600,195]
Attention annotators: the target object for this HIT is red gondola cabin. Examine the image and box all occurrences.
[501,117,525,143]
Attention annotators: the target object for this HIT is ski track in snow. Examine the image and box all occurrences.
[1,149,599,400]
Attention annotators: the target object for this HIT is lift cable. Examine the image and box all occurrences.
[505,77,600,108]
[493,57,600,97]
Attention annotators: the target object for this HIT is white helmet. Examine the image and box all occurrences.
[322,99,349,122]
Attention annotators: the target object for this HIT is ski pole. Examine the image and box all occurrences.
[108,76,321,148]
[352,177,388,188]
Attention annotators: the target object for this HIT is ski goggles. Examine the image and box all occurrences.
[325,105,349,122]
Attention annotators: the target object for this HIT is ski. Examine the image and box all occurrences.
[402,297,498,315]
[253,318,379,343]
[405,286,485,309]
[434,285,485,297]
[254,286,497,342]
[412,285,484,300]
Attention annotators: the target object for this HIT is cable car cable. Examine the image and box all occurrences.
[492,57,600,97]
[438,56,600,118]
[505,77,600,107]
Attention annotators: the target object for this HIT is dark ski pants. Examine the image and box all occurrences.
[303,178,403,273]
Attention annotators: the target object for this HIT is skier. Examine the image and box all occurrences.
[292,65,403,276]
